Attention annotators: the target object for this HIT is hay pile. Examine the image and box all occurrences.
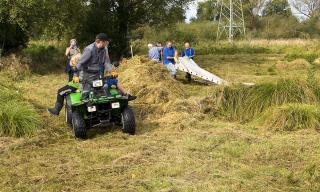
[118,57,184,104]
[117,56,217,128]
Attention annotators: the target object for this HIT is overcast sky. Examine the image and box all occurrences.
[185,0,202,22]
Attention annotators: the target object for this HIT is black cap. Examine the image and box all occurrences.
[96,33,110,41]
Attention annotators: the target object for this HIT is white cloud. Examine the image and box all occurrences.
[185,0,205,23]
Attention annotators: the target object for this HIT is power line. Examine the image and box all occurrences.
[217,0,246,42]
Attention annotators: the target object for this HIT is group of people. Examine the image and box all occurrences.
[48,35,196,117]
[148,41,195,82]
[48,33,136,116]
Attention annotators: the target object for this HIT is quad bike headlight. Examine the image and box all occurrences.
[93,80,103,88]
[111,102,120,109]
[88,106,97,112]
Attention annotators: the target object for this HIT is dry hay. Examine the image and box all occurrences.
[314,58,320,66]
[161,97,218,115]
[117,56,217,128]
[118,56,184,104]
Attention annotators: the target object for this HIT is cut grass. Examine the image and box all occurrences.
[2,41,320,191]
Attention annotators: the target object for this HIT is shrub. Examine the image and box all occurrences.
[21,41,65,74]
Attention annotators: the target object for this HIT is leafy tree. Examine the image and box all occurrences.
[77,0,195,58]
[196,0,219,21]
[263,0,292,16]
[0,0,45,51]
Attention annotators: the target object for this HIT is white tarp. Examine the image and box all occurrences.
[175,57,228,85]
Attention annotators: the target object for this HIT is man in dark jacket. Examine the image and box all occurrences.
[75,33,112,100]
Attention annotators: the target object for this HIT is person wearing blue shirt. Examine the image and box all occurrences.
[148,43,161,62]
[162,41,178,79]
[181,42,195,82]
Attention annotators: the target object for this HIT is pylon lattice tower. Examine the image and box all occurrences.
[217,0,246,42]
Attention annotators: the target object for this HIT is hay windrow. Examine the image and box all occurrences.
[257,103,320,131]
[118,56,184,104]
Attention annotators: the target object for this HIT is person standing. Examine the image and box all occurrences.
[148,43,161,62]
[162,41,178,79]
[100,43,112,77]
[75,33,112,100]
[65,39,81,82]
[181,42,195,82]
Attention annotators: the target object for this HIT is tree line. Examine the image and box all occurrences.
[0,0,194,57]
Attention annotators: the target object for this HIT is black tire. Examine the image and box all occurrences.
[72,110,87,139]
[65,96,72,127]
[121,106,136,135]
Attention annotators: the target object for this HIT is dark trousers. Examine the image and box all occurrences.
[186,72,192,82]
[68,70,74,82]
[56,85,77,105]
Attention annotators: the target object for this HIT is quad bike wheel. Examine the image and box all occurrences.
[121,106,136,135]
[72,109,87,139]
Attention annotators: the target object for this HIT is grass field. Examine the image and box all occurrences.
[1,41,320,191]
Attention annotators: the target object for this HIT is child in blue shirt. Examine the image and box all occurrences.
[103,70,137,100]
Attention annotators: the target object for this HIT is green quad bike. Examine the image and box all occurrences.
[65,79,136,139]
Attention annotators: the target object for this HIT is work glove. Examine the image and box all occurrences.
[73,76,80,83]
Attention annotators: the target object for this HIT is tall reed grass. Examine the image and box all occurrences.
[220,79,318,121]
[258,103,320,131]
[0,87,41,137]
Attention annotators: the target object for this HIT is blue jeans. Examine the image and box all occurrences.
[165,63,177,76]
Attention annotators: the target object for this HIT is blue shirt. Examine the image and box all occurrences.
[149,47,161,61]
[163,47,176,65]
[181,48,195,59]
[105,77,118,88]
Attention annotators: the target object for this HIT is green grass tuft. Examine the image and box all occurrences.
[0,88,41,137]
[258,103,320,131]
[220,79,318,121]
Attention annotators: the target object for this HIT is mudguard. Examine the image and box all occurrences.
[70,92,82,106]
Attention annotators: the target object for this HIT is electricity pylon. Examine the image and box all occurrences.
[217,0,246,42]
